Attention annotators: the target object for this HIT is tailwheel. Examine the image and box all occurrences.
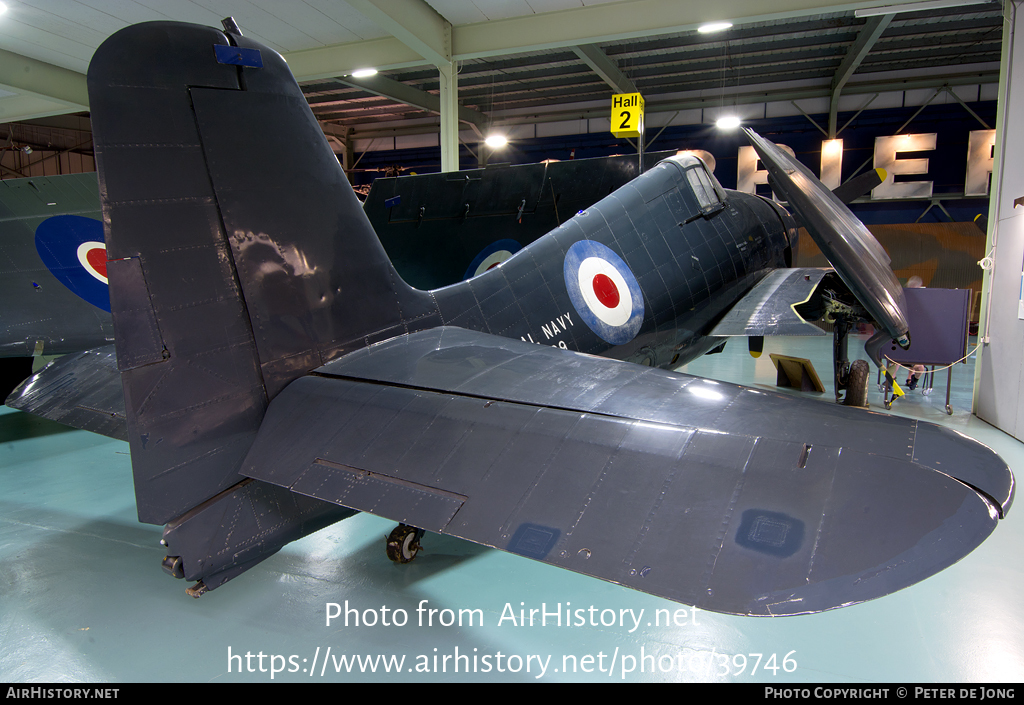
[386,524,424,564]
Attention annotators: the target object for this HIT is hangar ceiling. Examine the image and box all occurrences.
[307,3,1002,134]
[0,0,1004,161]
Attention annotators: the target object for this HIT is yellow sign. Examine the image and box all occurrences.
[611,93,644,138]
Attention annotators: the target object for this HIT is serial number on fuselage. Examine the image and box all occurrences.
[520,311,574,349]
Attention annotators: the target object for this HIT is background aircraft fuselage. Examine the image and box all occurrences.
[0,173,112,358]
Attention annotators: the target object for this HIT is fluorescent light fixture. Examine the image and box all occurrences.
[485,134,508,148]
[855,0,993,17]
[351,68,378,78]
[716,116,741,129]
[698,21,733,33]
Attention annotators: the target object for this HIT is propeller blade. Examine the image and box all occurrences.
[742,128,910,349]
[831,167,886,204]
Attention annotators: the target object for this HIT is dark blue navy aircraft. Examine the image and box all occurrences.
[9,20,1013,616]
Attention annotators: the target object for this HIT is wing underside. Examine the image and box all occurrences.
[709,267,830,337]
[238,327,1010,616]
[6,345,127,441]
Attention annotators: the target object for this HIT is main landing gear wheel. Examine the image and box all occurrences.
[386,524,424,564]
[843,359,870,408]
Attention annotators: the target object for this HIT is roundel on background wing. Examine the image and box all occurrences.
[463,239,522,280]
[34,215,111,312]
[563,240,644,345]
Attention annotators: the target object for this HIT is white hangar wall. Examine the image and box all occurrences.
[976,0,1024,438]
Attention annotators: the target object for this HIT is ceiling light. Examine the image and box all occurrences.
[716,116,741,130]
[0,4,8,15]
[855,0,994,17]
[351,68,377,78]
[485,134,508,149]
[698,21,733,33]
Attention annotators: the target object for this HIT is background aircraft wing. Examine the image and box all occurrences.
[238,326,1010,616]
[6,345,127,441]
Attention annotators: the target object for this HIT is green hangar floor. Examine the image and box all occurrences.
[2,333,1021,683]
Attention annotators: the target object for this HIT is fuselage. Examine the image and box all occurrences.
[1,156,793,378]
[430,154,794,371]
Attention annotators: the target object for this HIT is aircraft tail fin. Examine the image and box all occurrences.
[88,21,436,525]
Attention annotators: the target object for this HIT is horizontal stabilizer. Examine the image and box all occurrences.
[240,328,1011,616]
[6,346,127,441]
[710,268,830,337]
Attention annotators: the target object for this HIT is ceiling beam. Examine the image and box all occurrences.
[285,37,426,81]
[572,44,638,94]
[0,48,89,121]
[344,0,465,170]
[345,0,452,67]
[829,14,894,136]
[344,69,998,138]
[334,74,489,130]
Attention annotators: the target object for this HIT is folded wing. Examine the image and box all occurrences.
[744,128,910,348]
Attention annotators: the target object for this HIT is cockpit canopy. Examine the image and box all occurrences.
[663,152,727,215]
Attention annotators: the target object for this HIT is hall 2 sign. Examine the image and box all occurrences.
[735,129,996,199]
[610,93,645,139]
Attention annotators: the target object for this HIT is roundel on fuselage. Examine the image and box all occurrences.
[464,238,522,279]
[563,239,644,345]
[34,215,111,312]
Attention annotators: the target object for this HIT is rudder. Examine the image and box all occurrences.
[88,21,435,524]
